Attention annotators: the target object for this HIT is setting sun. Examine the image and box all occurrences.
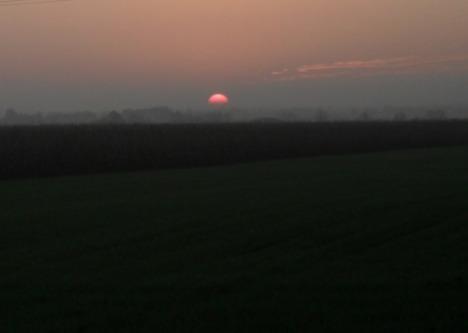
[208,93,229,106]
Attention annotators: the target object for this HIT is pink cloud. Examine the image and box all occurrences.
[271,54,468,81]
[271,68,290,76]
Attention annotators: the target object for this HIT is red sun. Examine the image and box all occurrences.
[208,93,229,106]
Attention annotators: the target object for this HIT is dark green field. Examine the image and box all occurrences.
[1,146,468,332]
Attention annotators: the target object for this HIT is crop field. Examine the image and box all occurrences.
[1,145,468,332]
[1,121,468,180]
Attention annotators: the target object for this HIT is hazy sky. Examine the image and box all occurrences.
[1,0,468,111]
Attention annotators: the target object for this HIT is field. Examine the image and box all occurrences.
[1,121,468,179]
[1,145,468,332]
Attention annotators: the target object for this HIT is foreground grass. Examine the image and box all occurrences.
[1,146,468,332]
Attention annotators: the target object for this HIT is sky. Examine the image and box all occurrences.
[1,0,468,111]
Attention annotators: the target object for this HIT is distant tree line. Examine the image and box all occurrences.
[0,106,465,125]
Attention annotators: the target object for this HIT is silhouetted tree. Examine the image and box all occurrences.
[101,111,125,124]
[425,109,447,120]
[393,111,408,121]
[357,111,371,121]
[315,109,329,122]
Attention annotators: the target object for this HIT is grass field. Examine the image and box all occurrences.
[1,146,468,332]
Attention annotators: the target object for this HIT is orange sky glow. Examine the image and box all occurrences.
[1,0,468,109]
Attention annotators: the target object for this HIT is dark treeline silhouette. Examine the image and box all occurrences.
[1,121,468,180]
[1,105,467,125]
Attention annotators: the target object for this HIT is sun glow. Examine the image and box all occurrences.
[208,93,229,106]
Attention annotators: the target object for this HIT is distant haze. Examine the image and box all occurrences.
[1,0,468,111]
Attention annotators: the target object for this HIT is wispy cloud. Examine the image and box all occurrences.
[271,68,290,76]
[270,54,468,81]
